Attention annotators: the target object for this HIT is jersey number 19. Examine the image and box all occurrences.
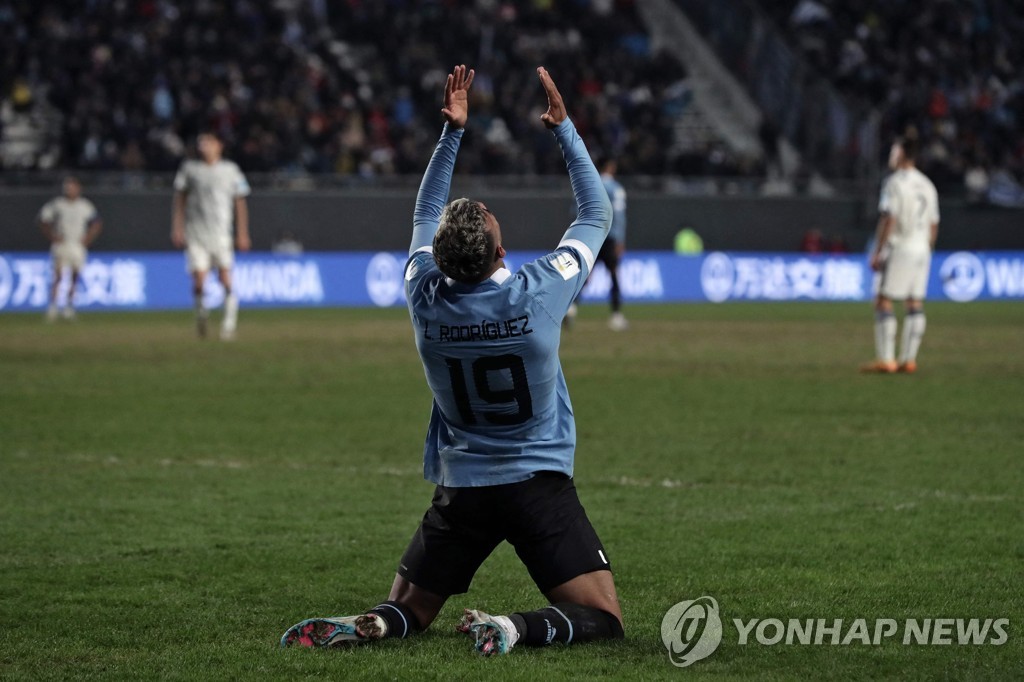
[444,355,533,426]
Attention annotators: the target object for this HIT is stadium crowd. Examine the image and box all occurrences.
[0,0,690,176]
[765,0,1024,197]
[3,0,1021,193]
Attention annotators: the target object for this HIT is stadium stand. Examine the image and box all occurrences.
[2,0,1020,198]
[0,0,702,176]
[755,0,1024,196]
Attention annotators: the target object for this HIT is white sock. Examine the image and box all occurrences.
[223,292,238,332]
[875,312,896,362]
[900,312,926,363]
[491,615,520,649]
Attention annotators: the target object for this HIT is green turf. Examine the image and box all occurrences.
[1,303,1021,680]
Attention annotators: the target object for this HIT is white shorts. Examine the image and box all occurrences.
[879,248,931,300]
[51,242,87,272]
[186,238,234,273]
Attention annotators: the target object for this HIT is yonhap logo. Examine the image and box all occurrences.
[661,596,723,667]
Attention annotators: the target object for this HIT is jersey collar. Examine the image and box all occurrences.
[445,267,512,289]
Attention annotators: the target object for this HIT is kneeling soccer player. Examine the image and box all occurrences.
[281,65,623,656]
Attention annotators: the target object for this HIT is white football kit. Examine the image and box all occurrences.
[174,160,250,272]
[39,197,99,271]
[877,167,939,300]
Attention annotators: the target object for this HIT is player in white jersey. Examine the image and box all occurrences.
[171,132,251,340]
[862,133,939,374]
[38,176,102,321]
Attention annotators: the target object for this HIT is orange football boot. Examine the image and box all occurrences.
[860,359,898,374]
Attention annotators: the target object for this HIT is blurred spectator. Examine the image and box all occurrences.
[674,226,703,254]
[964,162,990,204]
[799,228,824,253]
[1,78,60,169]
[827,233,849,254]
[272,230,304,255]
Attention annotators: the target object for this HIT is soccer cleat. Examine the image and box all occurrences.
[61,307,76,320]
[280,614,387,648]
[456,608,485,634]
[45,305,58,323]
[859,360,897,374]
[196,315,208,339]
[898,360,917,374]
[608,312,628,331]
[458,609,520,656]
[219,326,236,342]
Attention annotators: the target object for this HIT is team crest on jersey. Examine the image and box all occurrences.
[550,252,580,280]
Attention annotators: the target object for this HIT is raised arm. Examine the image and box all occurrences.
[409,65,474,255]
[538,67,611,266]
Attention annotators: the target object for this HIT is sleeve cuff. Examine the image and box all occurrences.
[442,123,466,138]
[552,117,575,138]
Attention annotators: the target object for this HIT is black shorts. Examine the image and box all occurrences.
[398,472,611,597]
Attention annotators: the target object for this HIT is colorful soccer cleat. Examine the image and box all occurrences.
[457,608,519,656]
[859,360,898,374]
[456,608,484,634]
[898,360,917,374]
[280,614,386,648]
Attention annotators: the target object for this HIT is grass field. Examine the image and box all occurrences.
[1,303,1021,680]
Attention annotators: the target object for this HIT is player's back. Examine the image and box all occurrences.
[884,168,939,251]
[406,249,582,488]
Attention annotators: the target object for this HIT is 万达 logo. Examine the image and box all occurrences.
[661,596,723,667]
[0,255,12,309]
[366,252,404,307]
[940,251,985,302]
[700,252,734,303]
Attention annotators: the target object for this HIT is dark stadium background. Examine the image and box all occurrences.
[1,0,1021,253]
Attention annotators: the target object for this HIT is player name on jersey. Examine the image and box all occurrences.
[425,315,534,342]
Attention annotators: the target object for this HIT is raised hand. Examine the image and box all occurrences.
[537,67,567,129]
[441,64,475,129]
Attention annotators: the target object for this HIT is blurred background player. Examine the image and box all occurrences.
[566,156,628,330]
[862,132,939,374]
[38,176,102,321]
[171,132,251,340]
[282,65,623,656]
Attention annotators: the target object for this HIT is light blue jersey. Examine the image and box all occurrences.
[405,119,611,487]
[602,174,627,244]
